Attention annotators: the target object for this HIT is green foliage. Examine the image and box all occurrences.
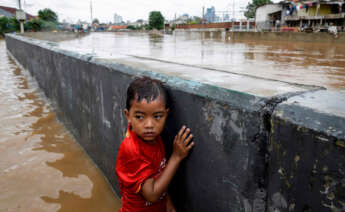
[0,16,9,35]
[0,7,59,35]
[38,8,58,22]
[189,21,199,25]
[244,0,272,19]
[191,16,201,24]
[40,20,58,30]
[127,25,136,30]
[170,24,175,31]
[92,18,99,25]
[144,24,152,30]
[27,19,43,31]
[8,17,20,31]
[149,11,164,30]
[0,16,21,35]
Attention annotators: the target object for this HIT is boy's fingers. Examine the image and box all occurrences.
[184,134,193,145]
[187,142,195,150]
[181,128,190,141]
[177,126,186,139]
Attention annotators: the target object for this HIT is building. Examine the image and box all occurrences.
[255,4,283,31]
[205,6,217,23]
[255,0,345,32]
[175,14,190,24]
[114,13,123,24]
[0,5,36,20]
[108,25,127,31]
[283,0,345,31]
[131,19,148,27]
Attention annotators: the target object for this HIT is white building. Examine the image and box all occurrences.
[114,13,123,24]
[255,4,283,31]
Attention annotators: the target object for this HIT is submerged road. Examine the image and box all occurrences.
[0,39,121,211]
[55,32,345,91]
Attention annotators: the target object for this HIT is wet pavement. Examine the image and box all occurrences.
[0,39,121,211]
[55,32,345,91]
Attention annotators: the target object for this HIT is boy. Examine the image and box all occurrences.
[115,77,195,212]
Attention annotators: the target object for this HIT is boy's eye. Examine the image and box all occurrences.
[135,115,144,120]
[154,115,163,120]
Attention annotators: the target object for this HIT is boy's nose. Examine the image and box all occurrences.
[144,119,154,128]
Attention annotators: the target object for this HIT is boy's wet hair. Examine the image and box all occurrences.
[126,77,169,110]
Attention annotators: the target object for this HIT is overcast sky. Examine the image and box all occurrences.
[0,0,278,23]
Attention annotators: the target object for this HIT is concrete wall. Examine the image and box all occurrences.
[228,31,345,43]
[173,30,345,43]
[5,34,345,211]
[176,22,255,30]
[5,34,268,211]
[268,91,345,212]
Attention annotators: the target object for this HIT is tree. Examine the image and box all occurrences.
[92,18,99,25]
[149,11,164,30]
[38,8,58,22]
[244,0,272,19]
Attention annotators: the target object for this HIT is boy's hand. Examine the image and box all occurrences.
[172,126,194,161]
[166,194,176,212]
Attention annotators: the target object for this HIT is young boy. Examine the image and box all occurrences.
[115,77,194,212]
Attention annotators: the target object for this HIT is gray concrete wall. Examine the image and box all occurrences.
[175,30,345,43]
[5,34,345,211]
[228,32,345,43]
[267,91,345,212]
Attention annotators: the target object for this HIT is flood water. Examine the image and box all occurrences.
[58,32,345,90]
[0,39,121,211]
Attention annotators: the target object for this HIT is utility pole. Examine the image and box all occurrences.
[233,0,235,21]
[90,0,94,31]
[90,0,93,24]
[16,0,25,33]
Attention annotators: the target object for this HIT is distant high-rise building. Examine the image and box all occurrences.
[114,13,123,24]
[205,6,216,23]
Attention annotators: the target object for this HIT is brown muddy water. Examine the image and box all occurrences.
[0,40,121,211]
[57,32,345,90]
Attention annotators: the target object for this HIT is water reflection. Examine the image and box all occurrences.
[0,40,120,212]
[57,32,345,90]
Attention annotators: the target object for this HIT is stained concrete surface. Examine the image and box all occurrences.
[268,90,345,211]
[0,39,120,211]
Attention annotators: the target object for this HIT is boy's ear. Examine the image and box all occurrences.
[166,108,170,113]
[124,109,130,122]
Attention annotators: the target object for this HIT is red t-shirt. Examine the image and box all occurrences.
[115,126,167,212]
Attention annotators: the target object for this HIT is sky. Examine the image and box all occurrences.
[0,0,261,23]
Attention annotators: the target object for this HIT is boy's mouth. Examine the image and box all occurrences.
[143,132,155,137]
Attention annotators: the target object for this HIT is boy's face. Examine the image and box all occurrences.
[124,96,169,143]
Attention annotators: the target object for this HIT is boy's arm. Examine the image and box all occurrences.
[141,126,194,203]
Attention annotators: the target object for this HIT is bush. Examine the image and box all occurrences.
[27,19,43,31]
[8,17,20,32]
[0,16,9,35]
[0,16,21,35]
[40,20,58,31]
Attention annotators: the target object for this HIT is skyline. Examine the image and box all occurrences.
[0,0,263,23]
